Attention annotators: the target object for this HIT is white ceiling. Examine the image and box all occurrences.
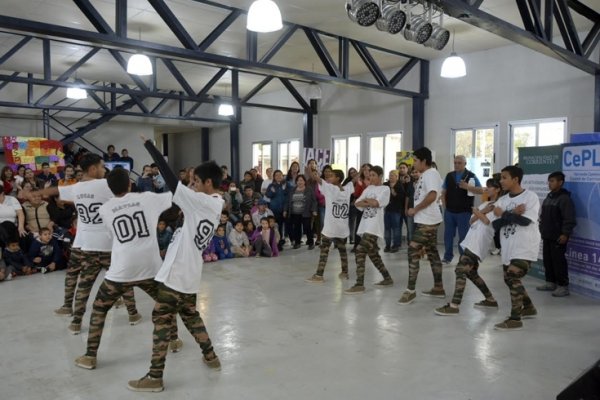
[0,0,597,109]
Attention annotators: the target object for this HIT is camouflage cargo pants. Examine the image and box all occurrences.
[149,283,216,379]
[451,248,494,305]
[86,278,178,357]
[503,259,534,320]
[315,235,348,276]
[407,223,443,290]
[71,250,137,325]
[354,233,391,286]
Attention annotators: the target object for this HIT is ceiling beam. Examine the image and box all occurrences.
[0,15,424,98]
[437,0,599,74]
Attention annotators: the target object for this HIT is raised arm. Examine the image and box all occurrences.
[142,136,178,194]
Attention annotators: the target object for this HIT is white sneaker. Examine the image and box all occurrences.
[40,267,47,274]
[5,273,13,281]
[490,248,500,255]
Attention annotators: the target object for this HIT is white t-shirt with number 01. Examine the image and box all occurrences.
[356,185,390,239]
[319,181,354,239]
[99,192,173,283]
[58,179,113,252]
[155,182,224,294]
[414,168,443,225]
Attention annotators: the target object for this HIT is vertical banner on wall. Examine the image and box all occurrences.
[519,145,563,279]
[2,136,65,172]
[303,147,332,171]
[562,142,600,299]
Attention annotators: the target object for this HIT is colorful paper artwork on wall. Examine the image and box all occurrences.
[2,136,65,173]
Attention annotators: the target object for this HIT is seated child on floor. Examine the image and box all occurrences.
[0,259,12,281]
[3,240,32,276]
[244,220,256,241]
[27,227,62,273]
[156,218,173,259]
[228,220,250,257]
[219,210,233,238]
[202,239,218,262]
[211,225,234,260]
[250,217,280,258]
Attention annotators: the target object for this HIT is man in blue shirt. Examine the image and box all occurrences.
[441,155,483,264]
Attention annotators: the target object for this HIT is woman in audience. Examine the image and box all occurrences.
[23,168,38,189]
[286,161,300,189]
[17,181,35,204]
[22,189,52,236]
[0,187,26,251]
[284,174,317,250]
[265,169,289,250]
[351,163,372,252]
[1,166,17,196]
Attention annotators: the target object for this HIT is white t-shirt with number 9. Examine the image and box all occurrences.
[155,182,224,294]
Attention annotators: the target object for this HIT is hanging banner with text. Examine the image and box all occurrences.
[561,142,600,299]
[2,136,65,173]
[519,145,563,280]
[303,148,332,171]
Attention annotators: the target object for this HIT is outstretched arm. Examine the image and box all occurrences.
[141,135,178,194]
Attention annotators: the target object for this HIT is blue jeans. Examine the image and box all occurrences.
[384,211,402,248]
[443,210,471,261]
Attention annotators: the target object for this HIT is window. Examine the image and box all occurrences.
[368,132,402,177]
[278,139,300,173]
[332,135,361,174]
[510,118,566,164]
[452,126,496,179]
[251,142,272,176]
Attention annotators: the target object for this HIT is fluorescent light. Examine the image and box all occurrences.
[127,54,153,76]
[247,0,283,33]
[440,53,466,78]
[218,104,234,116]
[66,87,87,99]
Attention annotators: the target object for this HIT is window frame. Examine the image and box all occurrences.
[331,134,362,174]
[251,141,273,177]
[366,131,403,177]
[508,117,567,165]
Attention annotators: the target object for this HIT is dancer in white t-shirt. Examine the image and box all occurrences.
[128,137,223,393]
[344,166,394,294]
[492,165,540,331]
[46,153,138,334]
[399,147,445,305]
[74,167,182,369]
[435,178,502,316]
[305,168,354,282]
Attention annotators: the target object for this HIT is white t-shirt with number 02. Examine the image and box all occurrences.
[99,192,173,283]
[355,185,390,240]
[319,181,354,239]
[414,168,443,225]
[58,179,113,252]
[155,182,224,294]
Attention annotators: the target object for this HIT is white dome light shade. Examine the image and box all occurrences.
[66,87,87,99]
[218,104,235,116]
[440,53,466,78]
[247,0,283,33]
[127,54,153,76]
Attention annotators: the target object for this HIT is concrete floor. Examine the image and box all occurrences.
[1,245,599,400]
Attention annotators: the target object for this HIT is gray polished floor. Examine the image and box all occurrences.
[1,245,599,400]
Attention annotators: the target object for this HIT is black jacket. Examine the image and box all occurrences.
[539,188,576,241]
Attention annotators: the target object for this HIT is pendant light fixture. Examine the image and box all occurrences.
[247,0,283,33]
[218,103,235,116]
[127,28,153,76]
[66,87,87,100]
[440,30,466,78]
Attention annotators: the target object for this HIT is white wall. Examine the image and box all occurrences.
[426,44,594,174]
